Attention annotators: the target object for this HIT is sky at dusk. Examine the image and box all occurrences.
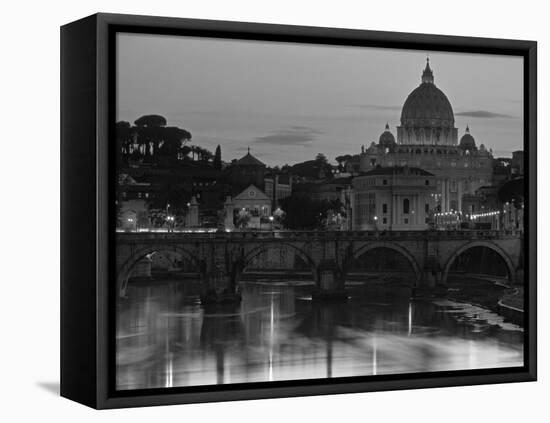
[116,33,524,166]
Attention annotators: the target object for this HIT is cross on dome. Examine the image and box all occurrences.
[421,57,434,84]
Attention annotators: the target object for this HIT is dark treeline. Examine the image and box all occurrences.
[279,196,344,230]
[116,114,218,167]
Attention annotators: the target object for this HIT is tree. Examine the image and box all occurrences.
[179,145,192,160]
[290,158,334,181]
[115,121,132,165]
[213,145,222,169]
[235,209,250,229]
[158,126,192,158]
[134,114,167,127]
[498,177,524,204]
[315,153,328,164]
[279,195,342,230]
[335,155,346,171]
[193,146,213,162]
[115,116,192,166]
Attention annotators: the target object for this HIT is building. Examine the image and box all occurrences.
[264,173,292,206]
[356,59,494,214]
[308,177,352,203]
[117,173,151,230]
[224,184,272,230]
[511,150,524,176]
[226,148,266,195]
[351,166,436,231]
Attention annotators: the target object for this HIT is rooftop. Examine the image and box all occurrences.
[360,166,435,177]
[235,148,266,167]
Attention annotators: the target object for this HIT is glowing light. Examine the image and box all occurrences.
[408,301,413,336]
[372,336,378,376]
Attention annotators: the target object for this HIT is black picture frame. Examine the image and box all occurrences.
[61,12,537,409]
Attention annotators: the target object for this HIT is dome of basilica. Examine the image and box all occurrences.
[379,123,396,147]
[459,126,476,150]
[400,59,455,129]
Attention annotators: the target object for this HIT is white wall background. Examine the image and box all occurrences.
[0,0,546,421]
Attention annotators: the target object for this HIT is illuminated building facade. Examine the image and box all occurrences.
[355,60,494,215]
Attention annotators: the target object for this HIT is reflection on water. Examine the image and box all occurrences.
[116,279,524,390]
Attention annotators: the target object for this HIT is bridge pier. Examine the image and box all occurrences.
[421,256,443,288]
[312,259,348,301]
[421,270,442,288]
[515,268,524,286]
[199,260,242,305]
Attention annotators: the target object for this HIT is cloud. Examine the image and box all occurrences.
[455,110,514,119]
[353,104,402,111]
[254,126,321,146]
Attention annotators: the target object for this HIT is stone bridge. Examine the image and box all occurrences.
[115,230,523,298]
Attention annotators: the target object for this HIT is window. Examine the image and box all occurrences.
[450,180,458,193]
[403,198,410,214]
[404,218,409,224]
[425,203,429,213]
[425,179,429,186]
[357,192,376,224]
[383,179,388,185]
[383,217,387,224]
[382,203,388,214]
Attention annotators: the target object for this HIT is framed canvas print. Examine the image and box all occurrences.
[60,13,537,409]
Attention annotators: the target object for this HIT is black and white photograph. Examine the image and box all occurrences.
[114,33,527,391]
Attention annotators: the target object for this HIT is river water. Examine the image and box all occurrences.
[116,279,524,391]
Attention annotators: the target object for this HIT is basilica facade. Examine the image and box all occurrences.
[351,59,494,229]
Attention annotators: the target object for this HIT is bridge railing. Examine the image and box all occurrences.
[115,229,521,242]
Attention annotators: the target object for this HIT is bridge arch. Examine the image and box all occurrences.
[345,242,422,285]
[236,242,318,286]
[117,245,200,297]
[442,240,516,285]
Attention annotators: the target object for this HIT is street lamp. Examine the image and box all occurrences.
[166,215,175,232]
[269,215,274,231]
[127,217,136,232]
